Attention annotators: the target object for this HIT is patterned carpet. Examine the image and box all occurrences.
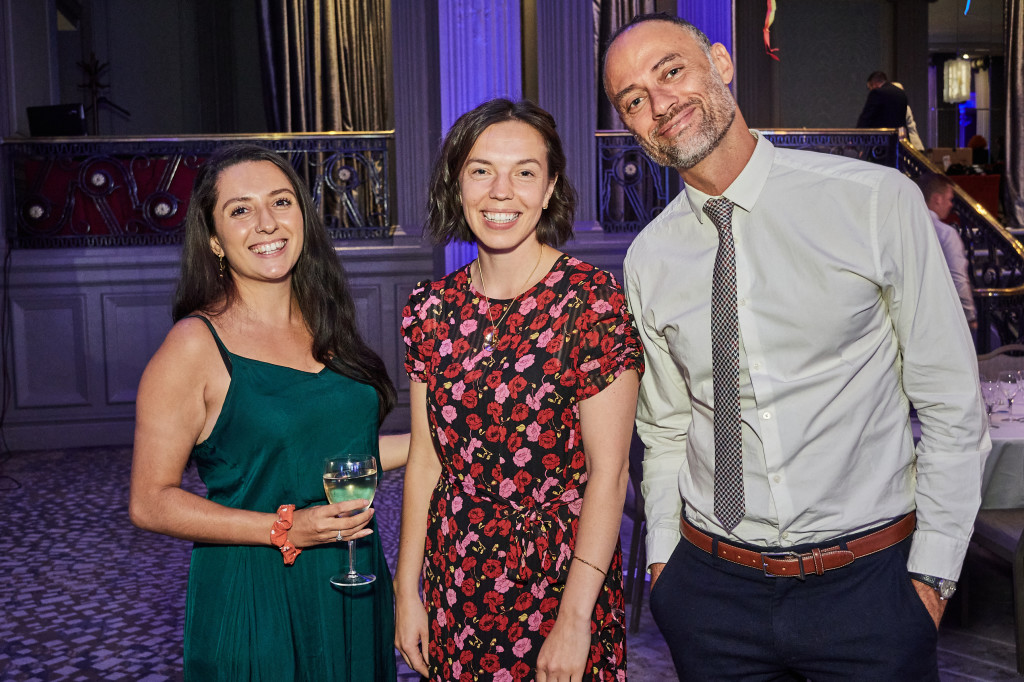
[0,446,1020,681]
[0,446,674,681]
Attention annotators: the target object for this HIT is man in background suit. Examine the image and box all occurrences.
[857,70,909,128]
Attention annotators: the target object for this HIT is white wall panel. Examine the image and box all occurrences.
[102,292,174,404]
[349,284,383,357]
[2,244,435,450]
[10,293,90,408]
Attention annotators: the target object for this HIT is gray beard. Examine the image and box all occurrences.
[637,76,738,170]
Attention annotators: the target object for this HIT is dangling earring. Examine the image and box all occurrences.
[218,253,225,278]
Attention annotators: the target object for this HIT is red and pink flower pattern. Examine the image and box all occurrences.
[403,254,644,681]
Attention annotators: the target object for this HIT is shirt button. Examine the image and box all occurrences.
[773,474,781,483]
[738,298,747,307]
[752,362,761,371]
[762,411,772,420]
[782,531,789,540]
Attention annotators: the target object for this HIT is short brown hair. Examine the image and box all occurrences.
[913,172,954,202]
[424,98,577,247]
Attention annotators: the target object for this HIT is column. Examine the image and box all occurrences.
[438,0,523,271]
[391,0,442,242]
[536,1,596,224]
[676,0,733,55]
[892,0,930,147]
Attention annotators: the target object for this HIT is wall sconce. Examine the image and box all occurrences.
[943,58,971,103]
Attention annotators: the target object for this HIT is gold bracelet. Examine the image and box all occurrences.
[573,555,607,576]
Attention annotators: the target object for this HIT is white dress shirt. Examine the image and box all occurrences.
[624,132,990,580]
[929,209,977,324]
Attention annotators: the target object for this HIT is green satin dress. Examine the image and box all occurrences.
[183,317,396,682]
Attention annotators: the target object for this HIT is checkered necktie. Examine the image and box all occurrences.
[704,197,744,532]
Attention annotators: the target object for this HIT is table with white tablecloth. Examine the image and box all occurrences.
[979,412,1024,510]
[912,411,1024,510]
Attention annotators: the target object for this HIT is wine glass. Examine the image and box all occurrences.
[1000,372,1019,416]
[981,381,1000,423]
[323,454,378,587]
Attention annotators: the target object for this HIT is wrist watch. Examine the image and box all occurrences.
[908,572,957,600]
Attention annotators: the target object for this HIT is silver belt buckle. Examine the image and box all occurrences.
[761,551,805,580]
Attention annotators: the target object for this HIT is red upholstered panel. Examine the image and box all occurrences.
[952,174,1001,218]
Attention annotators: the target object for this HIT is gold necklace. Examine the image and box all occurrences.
[476,246,545,352]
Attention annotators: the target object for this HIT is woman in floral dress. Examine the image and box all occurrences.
[394,99,643,682]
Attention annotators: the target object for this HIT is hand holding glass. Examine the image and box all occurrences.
[323,455,378,587]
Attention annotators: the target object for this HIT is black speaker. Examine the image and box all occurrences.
[26,103,87,136]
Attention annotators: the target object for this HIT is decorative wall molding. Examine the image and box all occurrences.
[10,293,91,408]
[1,243,433,451]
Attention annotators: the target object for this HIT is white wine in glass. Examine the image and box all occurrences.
[323,454,378,587]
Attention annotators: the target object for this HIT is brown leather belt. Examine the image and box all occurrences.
[681,512,916,579]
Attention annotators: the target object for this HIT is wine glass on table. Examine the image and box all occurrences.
[1000,371,1019,417]
[1017,370,1024,415]
[981,381,1000,425]
[323,454,378,587]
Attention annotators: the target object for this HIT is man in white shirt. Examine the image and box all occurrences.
[604,12,989,680]
[915,172,978,330]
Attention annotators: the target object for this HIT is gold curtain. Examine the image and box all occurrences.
[258,0,390,132]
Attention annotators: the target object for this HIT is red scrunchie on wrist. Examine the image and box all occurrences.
[270,504,302,565]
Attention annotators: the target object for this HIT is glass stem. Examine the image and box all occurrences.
[347,539,358,576]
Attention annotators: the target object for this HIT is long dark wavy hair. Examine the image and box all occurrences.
[425,98,577,247]
[172,143,396,420]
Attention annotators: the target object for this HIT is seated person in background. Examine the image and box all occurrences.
[914,172,978,331]
[967,134,990,165]
[857,70,908,129]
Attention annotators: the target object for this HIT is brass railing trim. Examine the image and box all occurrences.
[899,140,1024,296]
[596,127,900,137]
[0,130,396,145]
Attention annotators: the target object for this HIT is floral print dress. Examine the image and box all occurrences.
[402,254,644,681]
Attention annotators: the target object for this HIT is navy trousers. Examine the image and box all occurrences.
[649,527,939,681]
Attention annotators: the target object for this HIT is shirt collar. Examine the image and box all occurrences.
[684,130,775,224]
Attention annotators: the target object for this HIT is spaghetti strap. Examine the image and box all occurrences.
[185,315,233,375]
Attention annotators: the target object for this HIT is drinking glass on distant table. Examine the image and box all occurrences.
[1000,372,1019,416]
[981,381,1000,423]
[323,454,378,587]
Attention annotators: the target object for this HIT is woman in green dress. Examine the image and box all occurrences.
[129,144,404,681]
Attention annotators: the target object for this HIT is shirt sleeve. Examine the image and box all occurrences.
[941,225,978,323]
[572,269,644,402]
[879,174,991,580]
[402,280,439,383]
[624,251,693,569]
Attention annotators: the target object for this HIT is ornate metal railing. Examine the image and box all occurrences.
[899,141,1024,351]
[596,128,900,233]
[595,131,674,233]
[0,132,395,248]
[595,128,1020,351]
